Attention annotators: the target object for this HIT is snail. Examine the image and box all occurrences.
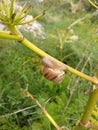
[42,57,67,84]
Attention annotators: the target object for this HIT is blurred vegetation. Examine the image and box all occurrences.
[0,0,98,130]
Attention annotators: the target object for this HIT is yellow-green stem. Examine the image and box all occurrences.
[10,0,15,18]
[19,11,45,25]
[2,0,9,17]
[81,88,98,123]
[0,31,22,40]
[88,0,98,9]
[13,2,27,21]
[21,38,98,85]
[73,88,98,130]
[8,26,98,85]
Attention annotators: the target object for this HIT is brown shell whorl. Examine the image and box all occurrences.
[42,57,66,84]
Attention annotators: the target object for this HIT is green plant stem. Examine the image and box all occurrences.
[88,0,98,9]
[13,2,27,21]
[7,25,98,85]
[81,88,98,123]
[73,88,98,130]
[19,11,46,25]
[0,31,22,40]
[2,0,9,17]
[20,38,98,85]
[10,0,15,18]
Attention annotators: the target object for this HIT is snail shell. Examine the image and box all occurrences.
[42,57,67,70]
[42,57,66,84]
[43,67,65,84]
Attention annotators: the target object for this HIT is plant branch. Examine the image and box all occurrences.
[73,87,98,130]
[0,30,23,40]
[19,10,46,25]
[10,0,15,19]
[88,0,98,9]
[6,25,98,85]
[13,2,27,21]
[20,37,98,85]
[24,89,62,130]
[1,0,9,17]
[0,105,37,119]
[14,6,32,25]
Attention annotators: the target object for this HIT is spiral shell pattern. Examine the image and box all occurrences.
[42,57,66,84]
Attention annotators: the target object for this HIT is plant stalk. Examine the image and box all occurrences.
[24,90,62,130]
[6,26,98,85]
[19,11,46,25]
[20,37,98,85]
[73,88,98,130]
[0,31,22,40]
[88,0,98,9]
